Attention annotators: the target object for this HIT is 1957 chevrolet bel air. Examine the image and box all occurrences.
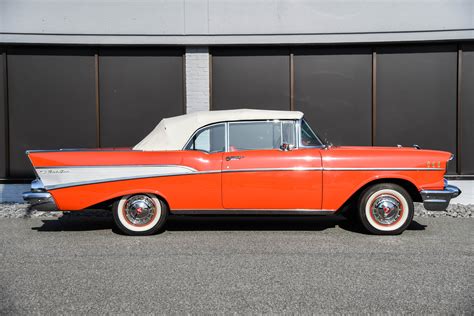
[23,109,461,235]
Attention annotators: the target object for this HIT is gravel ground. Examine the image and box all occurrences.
[0,202,472,218]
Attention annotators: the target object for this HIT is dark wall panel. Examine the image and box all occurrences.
[461,44,474,174]
[376,45,457,173]
[0,48,6,178]
[8,47,97,178]
[99,48,184,147]
[294,47,372,146]
[211,47,290,110]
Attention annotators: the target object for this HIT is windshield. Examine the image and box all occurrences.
[300,119,324,147]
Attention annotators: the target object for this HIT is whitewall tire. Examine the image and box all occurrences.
[113,194,168,236]
[358,183,414,235]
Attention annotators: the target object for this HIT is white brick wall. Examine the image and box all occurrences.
[185,47,210,113]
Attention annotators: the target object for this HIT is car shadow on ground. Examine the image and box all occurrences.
[31,211,427,235]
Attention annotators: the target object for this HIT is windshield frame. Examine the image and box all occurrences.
[297,119,325,148]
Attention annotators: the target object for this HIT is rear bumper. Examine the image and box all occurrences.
[420,181,461,211]
[23,179,58,211]
[22,191,58,211]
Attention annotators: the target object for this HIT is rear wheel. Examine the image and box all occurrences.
[112,193,167,236]
[358,183,414,235]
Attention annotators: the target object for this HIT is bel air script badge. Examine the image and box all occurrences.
[39,169,70,174]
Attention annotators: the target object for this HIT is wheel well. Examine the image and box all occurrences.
[337,178,422,214]
[88,192,171,211]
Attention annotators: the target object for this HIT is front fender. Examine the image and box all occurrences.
[322,170,425,210]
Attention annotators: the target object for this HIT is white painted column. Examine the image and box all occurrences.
[185,47,210,113]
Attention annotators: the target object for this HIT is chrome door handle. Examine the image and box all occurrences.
[225,155,244,161]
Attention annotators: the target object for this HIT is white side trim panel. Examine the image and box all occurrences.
[37,165,197,190]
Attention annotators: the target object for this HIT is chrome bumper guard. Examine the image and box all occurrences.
[420,181,461,212]
[22,179,58,211]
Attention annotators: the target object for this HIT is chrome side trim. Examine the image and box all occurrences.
[323,167,444,171]
[37,165,444,172]
[183,119,300,152]
[171,209,336,215]
[26,149,135,153]
[222,167,443,172]
[225,121,229,152]
[183,122,227,152]
[222,167,323,173]
[298,118,325,148]
[36,164,198,171]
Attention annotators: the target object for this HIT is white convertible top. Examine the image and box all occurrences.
[134,109,304,151]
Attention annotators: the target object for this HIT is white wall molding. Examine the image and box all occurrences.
[1,0,473,44]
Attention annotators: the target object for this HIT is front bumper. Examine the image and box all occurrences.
[23,179,58,211]
[420,181,461,211]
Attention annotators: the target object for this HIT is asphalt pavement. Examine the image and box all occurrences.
[0,215,472,314]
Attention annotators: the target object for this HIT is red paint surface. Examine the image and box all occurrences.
[28,146,451,211]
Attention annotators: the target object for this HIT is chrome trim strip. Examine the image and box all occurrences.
[183,122,227,152]
[225,121,229,152]
[221,167,323,173]
[27,149,135,153]
[36,164,198,172]
[36,165,443,172]
[298,118,325,148]
[222,167,443,172]
[171,209,336,215]
[183,119,300,153]
[323,167,444,171]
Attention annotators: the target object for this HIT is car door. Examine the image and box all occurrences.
[222,120,323,210]
[178,123,226,210]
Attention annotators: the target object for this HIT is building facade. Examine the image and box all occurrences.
[1,0,473,180]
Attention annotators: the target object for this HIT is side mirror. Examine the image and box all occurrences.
[280,143,294,151]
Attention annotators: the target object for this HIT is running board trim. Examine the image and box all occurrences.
[170,209,336,215]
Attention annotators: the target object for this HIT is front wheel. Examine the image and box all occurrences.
[113,193,168,236]
[358,183,414,235]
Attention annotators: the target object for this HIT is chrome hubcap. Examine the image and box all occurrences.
[371,194,402,225]
[124,195,156,226]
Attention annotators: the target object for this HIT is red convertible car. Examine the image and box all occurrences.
[23,109,460,235]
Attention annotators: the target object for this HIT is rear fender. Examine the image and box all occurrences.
[50,184,170,211]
